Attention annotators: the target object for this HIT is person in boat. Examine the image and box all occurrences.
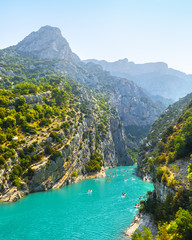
[124,178,128,181]
[134,204,141,208]
[87,190,92,193]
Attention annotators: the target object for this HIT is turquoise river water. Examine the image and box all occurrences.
[0,165,153,240]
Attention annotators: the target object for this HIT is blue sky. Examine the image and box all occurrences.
[0,0,192,73]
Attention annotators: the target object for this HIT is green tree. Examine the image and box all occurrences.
[3,116,16,128]
[0,133,6,143]
[132,227,153,240]
[0,96,9,107]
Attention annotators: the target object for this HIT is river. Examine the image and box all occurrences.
[0,165,153,240]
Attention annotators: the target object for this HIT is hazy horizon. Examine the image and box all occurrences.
[1,0,192,74]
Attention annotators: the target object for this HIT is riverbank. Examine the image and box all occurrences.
[72,166,107,184]
[124,212,157,239]
[124,169,156,239]
[0,167,107,203]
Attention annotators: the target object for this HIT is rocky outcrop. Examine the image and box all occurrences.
[13,91,51,105]
[0,186,28,202]
[153,181,175,202]
[124,212,157,239]
[107,77,161,126]
[110,118,133,165]
[14,26,80,63]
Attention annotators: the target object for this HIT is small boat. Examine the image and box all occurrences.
[124,178,128,181]
[131,177,135,180]
[87,190,92,193]
[134,204,141,208]
[122,193,126,197]
[115,174,118,177]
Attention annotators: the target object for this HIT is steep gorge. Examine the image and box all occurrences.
[0,26,164,202]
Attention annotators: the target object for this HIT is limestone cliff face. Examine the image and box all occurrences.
[153,181,175,202]
[14,26,80,63]
[107,77,161,126]
[110,118,133,165]
[28,117,118,194]
[63,61,162,127]
[0,91,131,202]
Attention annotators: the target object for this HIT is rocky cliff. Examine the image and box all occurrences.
[132,94,192,238]
[0,82,132,202]
[14,26,80,63]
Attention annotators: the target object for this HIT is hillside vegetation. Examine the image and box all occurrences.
[0,54,123,201]
[139,92,192,174]
[135,98,192,239]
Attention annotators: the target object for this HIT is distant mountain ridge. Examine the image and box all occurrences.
[84,58,192,100]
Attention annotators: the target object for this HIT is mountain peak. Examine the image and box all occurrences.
[38,25,61,34]
[14,26,80,62]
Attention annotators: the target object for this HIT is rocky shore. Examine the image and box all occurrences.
[124,212,157,239]
[0,167,107,203]
[71,166,107,184]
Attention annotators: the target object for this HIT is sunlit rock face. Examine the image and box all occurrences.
[15,25,80,63]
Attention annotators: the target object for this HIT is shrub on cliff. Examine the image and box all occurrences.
[132,227,153,240]
[85,159,101,173]
[50,150,62,162]
[44,146,54,155]
[0,133,6,143]
[71,172,78,178]
[49,132,61,142]
[39,118,51,127]
[0,156,6,166]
